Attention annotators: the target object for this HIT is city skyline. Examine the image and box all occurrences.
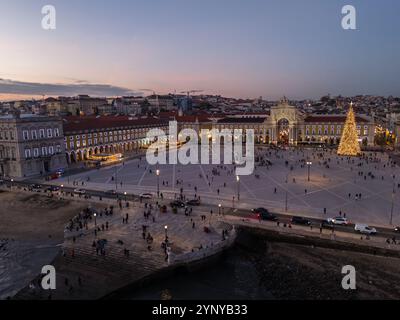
[1,0,400,101]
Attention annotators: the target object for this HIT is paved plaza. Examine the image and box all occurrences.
[54,147,400,227]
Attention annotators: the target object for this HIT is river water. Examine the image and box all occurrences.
[125,231,274,300]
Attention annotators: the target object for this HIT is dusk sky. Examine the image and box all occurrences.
[0,0,399,100]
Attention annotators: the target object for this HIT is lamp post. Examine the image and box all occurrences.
[218,203,222,215]
[124,191,127,202]
[236,175,240,201]
[94,213,97,228]
[164,225,168,243]
[390,181,395,226]
[306,161,312,182]
[156,169,160,197]
[115,165,118,190]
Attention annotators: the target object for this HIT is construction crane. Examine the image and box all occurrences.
[180,90,203,98]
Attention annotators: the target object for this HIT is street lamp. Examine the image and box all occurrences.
[390,182,395,225]
[164,225,168,242]
[94,213,97,228]
[236,175,240,201]
[218,203,222,215]
[156,169,160,197]
[124,191,127,201]
[306,161,312,182]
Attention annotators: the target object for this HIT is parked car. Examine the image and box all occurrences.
[291,216,311,225]
[394,226,400,233]
[186,199,200,206]
[170,200,186,208]
[30,184,42,192]
[327,217,349,225]
[354,224,377,235]
[47,186,60,192]
[74,188,86,195]
[105,190,117,195]
[140,193,153,199]
[252,208,277,221]
[321,220,335,229]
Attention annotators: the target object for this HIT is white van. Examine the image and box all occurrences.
[354,224,377,235]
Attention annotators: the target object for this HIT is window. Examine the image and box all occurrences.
[56,145,61,153]
[49,146,54,155]
[24,149,31,159]
[337,125,341,135]
[109,136,113,142]
[23,130,29,140]
[76,141,80,147]
[33,148,39,157]
[32,130,37,139]
[47,129,53,138]
[331,125,335,134]
[39,129,45,139]
[54,128,60,137]
[364,125,368,135]
[94,138,98,145]
[70,136,73,141]
[88,139,92,146]
[42,147,48,156]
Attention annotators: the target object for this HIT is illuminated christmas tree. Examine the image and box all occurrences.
[338,103,361,156]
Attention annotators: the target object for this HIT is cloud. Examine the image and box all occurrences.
[0,79,138,97]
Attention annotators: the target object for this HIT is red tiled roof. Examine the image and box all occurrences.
[304,116,369,123]
[63,116,168,133]
[218,117,267,124]
[174,115,212,123]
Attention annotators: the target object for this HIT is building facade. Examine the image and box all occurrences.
[207,98,375,147]
[0,112,67,178]
[63,116,169,163]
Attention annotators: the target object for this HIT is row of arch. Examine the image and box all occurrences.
[66,140,150,163]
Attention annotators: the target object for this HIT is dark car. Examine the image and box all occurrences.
[170,200,186,208]
[321,220,335,229]
[252,208,277,221]
[47,186,60,192]
[291,216,311,226]
[186,199,200,206]
[106,190,117,195]
[30,184,42,191]
[395,226,400,233]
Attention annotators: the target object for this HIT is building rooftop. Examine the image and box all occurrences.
[304,115,369,123]
[217,117,267,124]
[62,115,168,133]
